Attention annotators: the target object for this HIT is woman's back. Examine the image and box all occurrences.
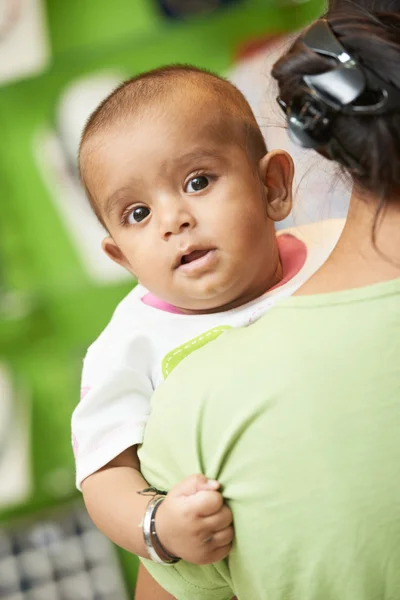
[140,277,400,599]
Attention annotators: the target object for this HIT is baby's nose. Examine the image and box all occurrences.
[160,206,196,240]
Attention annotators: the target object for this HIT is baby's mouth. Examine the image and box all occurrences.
[180,249,210,265]
[175,247,217,272]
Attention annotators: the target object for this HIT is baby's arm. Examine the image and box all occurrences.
[82,445,233,564]
[135,565,175,600]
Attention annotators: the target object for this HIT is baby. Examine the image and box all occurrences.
[72,65,343,566]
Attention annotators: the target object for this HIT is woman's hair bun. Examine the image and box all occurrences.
[272,0,400,197]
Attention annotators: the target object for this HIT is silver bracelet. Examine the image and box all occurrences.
[142,496,181,565]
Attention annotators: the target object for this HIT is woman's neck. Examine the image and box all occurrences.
[296,188,400,295]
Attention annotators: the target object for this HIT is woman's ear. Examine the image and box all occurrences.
[258,150,294,222]
[102,236,132,272]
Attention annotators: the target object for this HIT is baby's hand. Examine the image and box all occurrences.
[155,474,233,565]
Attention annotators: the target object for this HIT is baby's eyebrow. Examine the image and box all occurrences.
[104,186,135,219]
[169,149,224,169]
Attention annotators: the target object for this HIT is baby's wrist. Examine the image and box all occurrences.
[142,496,180,565]
[154,496,178,557]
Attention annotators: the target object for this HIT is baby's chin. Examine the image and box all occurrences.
[172,288,247,315]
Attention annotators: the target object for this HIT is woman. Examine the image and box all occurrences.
[137,1,400,598]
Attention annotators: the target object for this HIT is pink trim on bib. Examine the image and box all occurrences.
[141,233,307,314]
[270,233,307,292]
[80,386,91,401]
[140,294,184,314]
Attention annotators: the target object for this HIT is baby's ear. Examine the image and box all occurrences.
[102,237,132,272]
[258,150,294,222]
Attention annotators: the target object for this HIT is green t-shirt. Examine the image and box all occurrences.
[139,278,400,600]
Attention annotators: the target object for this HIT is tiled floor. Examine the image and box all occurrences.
[0,503,128,600]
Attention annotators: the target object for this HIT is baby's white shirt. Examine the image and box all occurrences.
[72,220,344,489]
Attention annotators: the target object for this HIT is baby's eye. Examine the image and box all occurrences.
[185,176,210,193]
[127,206,150,224]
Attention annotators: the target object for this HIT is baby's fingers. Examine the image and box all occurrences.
[207,525,234,549]
[172,474,219,497]
[199,535,233,564]
[190,490,224,516]
[211,542,233,563]
[203,504,233,532]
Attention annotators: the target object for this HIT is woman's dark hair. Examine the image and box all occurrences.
[272,0,400,201]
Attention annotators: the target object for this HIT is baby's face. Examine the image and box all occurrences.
[85,101,278,312]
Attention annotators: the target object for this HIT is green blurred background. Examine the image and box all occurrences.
[0,0,325,597]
